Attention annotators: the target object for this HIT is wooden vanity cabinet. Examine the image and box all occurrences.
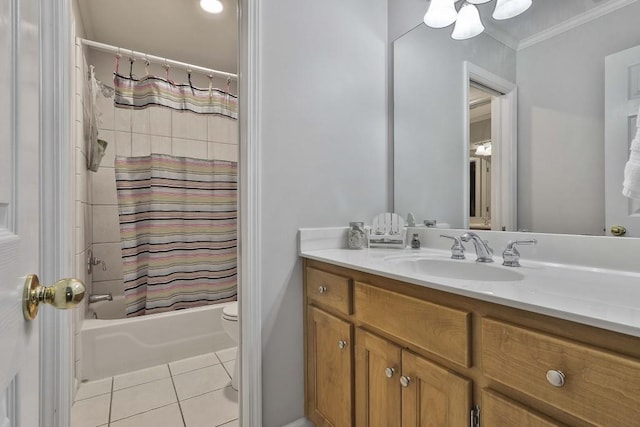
[305,267,355,426]
[307,306,354,427]
[481,389,566,427]
[304,259,640,427]
[355,328,472,427]
[354,329,401,427]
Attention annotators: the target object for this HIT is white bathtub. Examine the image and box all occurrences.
[81,296,235,380]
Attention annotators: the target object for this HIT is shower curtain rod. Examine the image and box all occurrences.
[78,37,237,80]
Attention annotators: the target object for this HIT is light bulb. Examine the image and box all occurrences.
[492,0,532,20]
[451,3,485,40]
[424,0,458,29]
[200,0,223,14]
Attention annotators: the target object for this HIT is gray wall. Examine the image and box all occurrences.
[258,0,388,425]
[516,2,640,234]
[394,26,516,227]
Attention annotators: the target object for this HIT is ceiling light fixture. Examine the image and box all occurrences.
[423,0,532,40]
[492,0,532,20]
[451,3,485,40]
[200,0,223,14]
[423,0,458,28]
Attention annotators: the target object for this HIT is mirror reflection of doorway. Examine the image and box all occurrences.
[468,83,499,230]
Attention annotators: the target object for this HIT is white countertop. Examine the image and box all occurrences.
[300,246,640,338]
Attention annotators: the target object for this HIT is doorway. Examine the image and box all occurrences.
[463,61,517,232]
[468,83,498,230]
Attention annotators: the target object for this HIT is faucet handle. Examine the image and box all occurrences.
[502,239,537,267]
[440,235,465,260]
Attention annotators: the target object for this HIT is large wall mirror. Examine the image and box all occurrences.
[393,0,640,236]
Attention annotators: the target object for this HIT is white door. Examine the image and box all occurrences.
[1,0,82,425]
[605,45,640,237]
[0,0,42,425]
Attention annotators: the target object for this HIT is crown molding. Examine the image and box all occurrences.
[483,21,520,51]
[518,0,638,51]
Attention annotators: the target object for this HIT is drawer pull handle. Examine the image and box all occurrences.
[546,370,566,387]
[338,340,348,349]
[400,376,411,388]
[384,367,396,378]
[318,285,327,294]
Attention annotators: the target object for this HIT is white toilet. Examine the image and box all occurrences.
[221,301,239,390]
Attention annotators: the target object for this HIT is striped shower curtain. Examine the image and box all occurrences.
[115,154,237,317]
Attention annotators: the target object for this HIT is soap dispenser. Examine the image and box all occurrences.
[411,233,421,249]
[348,222,368,249]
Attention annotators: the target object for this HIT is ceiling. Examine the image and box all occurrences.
[77,0,238,74]
[473,0,627,46]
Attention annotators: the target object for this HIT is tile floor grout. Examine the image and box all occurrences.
[167,364,187,427]
[72,347,238,427]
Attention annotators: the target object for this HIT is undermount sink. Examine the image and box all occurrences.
[386,257,524,282]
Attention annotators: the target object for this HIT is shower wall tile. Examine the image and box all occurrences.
[115,131,132,157]
[172,111,207,141]
[172,138,207,159]
[92,167,118,205]
[75,213,86,254]
[75,147,86,176]
[98,129,116,167]
[207,116,238,145]
[76,170,89,204]
[76,94,84,125]
[76,120,86,156]
[76,65,84,98]
[132,108,150,134]
[151,135,172,155]
[92,280,125,297]
[92,242,124,282]
[208,142,238,163]
[115,107,132,132]
[97,94,115,131]
[150,107,171,137]
[75,67,82,99]
[132,133,151,157]
[93,205,121,244]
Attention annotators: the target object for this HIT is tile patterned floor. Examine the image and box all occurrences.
[72,347,238,427]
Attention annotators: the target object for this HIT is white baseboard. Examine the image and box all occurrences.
[282,418,313,427]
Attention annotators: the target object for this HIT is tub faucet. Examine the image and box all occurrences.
[460,232,493,263]
[89,293,113,304]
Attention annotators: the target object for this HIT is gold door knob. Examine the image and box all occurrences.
[610,225,626,236]
[23,274,86,320]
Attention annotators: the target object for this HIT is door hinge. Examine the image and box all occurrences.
[470,404,480,427]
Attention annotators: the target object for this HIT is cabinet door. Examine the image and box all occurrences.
[401,351,471,427]
[307,306,354,427]
[482,389,566,427]
[355,329,402,427]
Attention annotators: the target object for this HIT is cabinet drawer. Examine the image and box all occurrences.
[306,267,352,315]
[482,389,565,427]
[482,318,640,426]
[354,282,471,367]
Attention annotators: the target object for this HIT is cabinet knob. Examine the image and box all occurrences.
[546,370,566,387]
[318,285,327,294]
[338,340,348,349]
[400,376,411,388]
[384,367,396,378]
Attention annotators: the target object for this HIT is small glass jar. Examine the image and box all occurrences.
[348,222,368,249]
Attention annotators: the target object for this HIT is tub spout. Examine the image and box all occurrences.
[89,293,113,304]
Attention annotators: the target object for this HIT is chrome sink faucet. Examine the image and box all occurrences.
[460,232,493,263]
[502,239,537,267]
[440,235,465,260]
